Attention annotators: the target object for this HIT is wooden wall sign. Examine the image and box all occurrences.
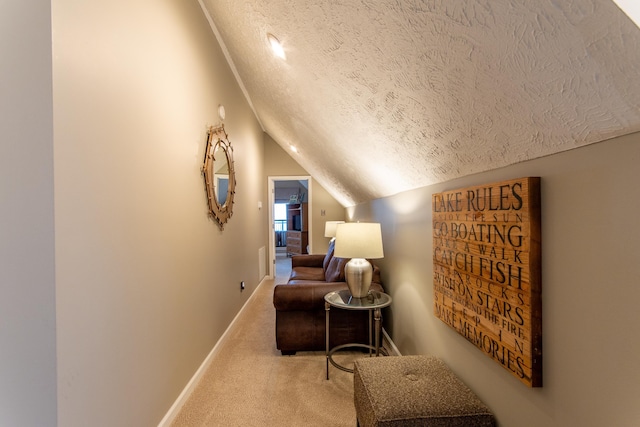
[432,177,542,387]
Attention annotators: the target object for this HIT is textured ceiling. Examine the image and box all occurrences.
[201,0,640,207]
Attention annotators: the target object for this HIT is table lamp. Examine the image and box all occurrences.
[324,220,345,242]
[334,222,384,298]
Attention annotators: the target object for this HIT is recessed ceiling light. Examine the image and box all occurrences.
[289,145,298,153]
[267,33,286,60]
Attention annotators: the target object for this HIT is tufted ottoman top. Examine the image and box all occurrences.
[353,355,496,427]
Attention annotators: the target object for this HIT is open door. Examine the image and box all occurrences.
[268,176,311,279]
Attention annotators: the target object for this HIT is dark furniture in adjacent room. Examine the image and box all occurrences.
[286,203,308,255]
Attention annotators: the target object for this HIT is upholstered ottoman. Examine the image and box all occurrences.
[353,356,496,427]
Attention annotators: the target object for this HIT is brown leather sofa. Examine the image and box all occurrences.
[273,240,384,355]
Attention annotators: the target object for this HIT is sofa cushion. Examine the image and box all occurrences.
[289,266,325,281]
[325,256,348,282]
[291,254,325,268]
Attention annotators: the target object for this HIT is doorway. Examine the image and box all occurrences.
[268,176,312,280]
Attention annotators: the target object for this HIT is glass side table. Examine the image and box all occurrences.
[324,289,392,379]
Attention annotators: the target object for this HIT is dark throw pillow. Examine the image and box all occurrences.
[323,239,336,272]
[325,256,349,282]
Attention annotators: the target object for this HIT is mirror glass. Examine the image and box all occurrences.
[202,124,235,229]
[213,144,230,207]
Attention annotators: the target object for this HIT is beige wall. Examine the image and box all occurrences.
[0,1,57,425]
[349,133,640,427]
[264,133,344,254]
[52,0,265,425]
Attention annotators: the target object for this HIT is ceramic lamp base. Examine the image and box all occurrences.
[345,258,373,298]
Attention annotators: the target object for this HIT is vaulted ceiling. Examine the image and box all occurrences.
[200,0,640,207]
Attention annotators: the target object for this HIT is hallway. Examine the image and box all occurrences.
[169,254,359,426]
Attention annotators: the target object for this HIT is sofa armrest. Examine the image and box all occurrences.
[291,254,326,268]
[273,281,385,311]
[274,282,349,311]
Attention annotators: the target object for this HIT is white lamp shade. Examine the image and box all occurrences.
[324,220,345,238]
[334,222,384,259]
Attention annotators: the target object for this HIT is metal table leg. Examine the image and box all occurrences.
[325,301,330,380]
[374,307,382,356]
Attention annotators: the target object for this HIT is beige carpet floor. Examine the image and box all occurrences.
[170,255,360,426]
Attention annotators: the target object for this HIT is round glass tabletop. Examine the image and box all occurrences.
[324,289,392,310]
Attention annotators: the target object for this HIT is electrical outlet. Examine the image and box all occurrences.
[240,281,245,291]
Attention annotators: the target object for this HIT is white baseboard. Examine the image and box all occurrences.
[159,281,401,425]
[157,277,269,427]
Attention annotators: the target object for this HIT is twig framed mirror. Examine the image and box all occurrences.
[202,124,236,230]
